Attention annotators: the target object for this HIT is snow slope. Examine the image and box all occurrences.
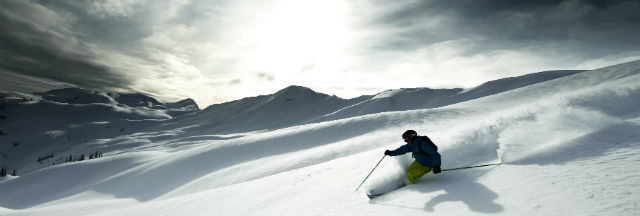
[1,62,639,215]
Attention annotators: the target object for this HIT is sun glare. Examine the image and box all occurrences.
[248,0,350,83]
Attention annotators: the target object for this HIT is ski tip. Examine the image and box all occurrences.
[366,193,384,199]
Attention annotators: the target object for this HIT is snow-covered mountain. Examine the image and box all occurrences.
[35,88,199,114]
[0,88,198,174]
[164,85,371,134]
[0,62,639,216]
[161,70,583,135]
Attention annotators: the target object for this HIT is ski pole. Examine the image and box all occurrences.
[355,155,386,191]
[442,163,502,172]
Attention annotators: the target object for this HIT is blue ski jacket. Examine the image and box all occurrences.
[388,136,441,167]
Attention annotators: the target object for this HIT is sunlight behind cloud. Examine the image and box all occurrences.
[247,0,351,85]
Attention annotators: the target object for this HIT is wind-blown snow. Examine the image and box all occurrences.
[1,62,639,215]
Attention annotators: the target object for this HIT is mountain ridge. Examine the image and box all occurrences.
[168,69,585,134]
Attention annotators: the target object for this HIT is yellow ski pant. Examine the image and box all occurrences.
[407,160,433,184]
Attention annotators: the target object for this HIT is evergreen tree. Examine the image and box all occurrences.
[12,169,16,176]
[0,168,6,177]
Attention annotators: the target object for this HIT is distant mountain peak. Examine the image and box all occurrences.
[273,85,328,99]
[31,87,199,114]
[168,98,199,110]
[36,87,112,104]
[40,87,95,95]
[276,85,315,93]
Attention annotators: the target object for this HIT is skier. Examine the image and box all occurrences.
[384,130,442,185]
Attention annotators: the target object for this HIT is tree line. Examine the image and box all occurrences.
[0,167,17,177]
[64,151,103,163]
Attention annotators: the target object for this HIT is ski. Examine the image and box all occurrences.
[364,163,501,199]
[366,193,385,199]
[365,182,406,199]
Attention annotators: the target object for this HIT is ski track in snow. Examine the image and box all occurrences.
[1,60,639,215]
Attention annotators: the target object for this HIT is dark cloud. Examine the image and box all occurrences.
[0,0,137,92]
[367,0,640,59]
[0,0,257,106]
[37,1,156,48]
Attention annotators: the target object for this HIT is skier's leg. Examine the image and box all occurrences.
[406,160,433,184]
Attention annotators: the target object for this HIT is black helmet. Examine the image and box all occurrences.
[402,130,417,141]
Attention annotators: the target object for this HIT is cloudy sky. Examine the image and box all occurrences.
[2,0,640,107]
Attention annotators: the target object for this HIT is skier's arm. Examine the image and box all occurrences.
[386,144,410,156]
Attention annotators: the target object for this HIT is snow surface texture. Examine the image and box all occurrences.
[0,62,639,215]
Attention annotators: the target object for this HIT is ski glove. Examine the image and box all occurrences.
[433,166,441,174]
[384,150,391,155]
